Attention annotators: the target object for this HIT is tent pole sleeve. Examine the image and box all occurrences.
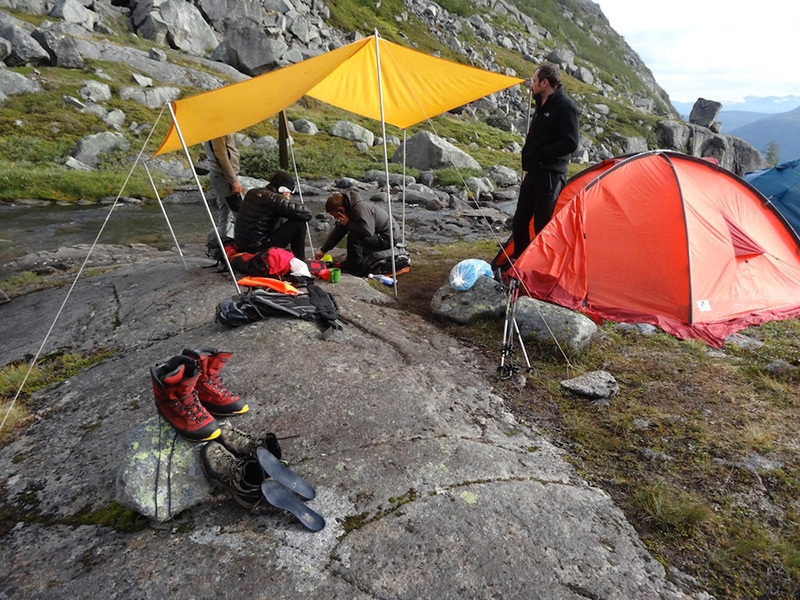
[374,30,398,298]
[167,102,240,294]
[143,160,188,271]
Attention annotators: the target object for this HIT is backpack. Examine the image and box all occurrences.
[368,247,412,275]
[216,282,342,338]
[205,230,236,269]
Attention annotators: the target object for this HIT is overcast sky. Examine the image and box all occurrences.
[595,1,800,106]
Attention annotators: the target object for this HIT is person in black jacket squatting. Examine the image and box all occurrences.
[314,190,409,276]
[234,171,312,260]
[511,63,579,260]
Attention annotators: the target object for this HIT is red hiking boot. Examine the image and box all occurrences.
[182,347,249,417]
[151,355,221,442]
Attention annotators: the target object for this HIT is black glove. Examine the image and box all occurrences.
[225,193,243,212]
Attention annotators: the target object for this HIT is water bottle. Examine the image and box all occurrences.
[368,273,395,287]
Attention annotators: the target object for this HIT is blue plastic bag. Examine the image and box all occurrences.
[449,259,494,291]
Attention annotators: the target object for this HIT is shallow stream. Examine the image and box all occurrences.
[0,200,328,265]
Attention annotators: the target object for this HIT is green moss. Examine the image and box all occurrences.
[339,488,419,536]
[340,510,371,534]
[1,349,116,443]
[68,501,149,533]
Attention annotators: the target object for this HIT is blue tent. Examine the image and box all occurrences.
[744,159,800,237]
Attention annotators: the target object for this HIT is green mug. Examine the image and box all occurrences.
[329,267,341,283]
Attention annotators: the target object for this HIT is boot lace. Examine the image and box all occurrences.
[174,390,210,422]
[207,374,238,400]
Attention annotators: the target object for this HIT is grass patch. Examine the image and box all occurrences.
[0,162,162,202]
[392,239,800,599]
[0,271,41,294]
[631,482,715,534]
[0,349,115,444]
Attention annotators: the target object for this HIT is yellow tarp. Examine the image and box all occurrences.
[154,35,523,156]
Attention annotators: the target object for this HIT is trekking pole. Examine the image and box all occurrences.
[511,301,533,373]
[498,279,519,378]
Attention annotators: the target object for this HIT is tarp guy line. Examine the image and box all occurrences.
[0,112,166,434]
[143,160,188,271]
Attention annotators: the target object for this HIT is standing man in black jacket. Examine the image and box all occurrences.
[511,63,579,259]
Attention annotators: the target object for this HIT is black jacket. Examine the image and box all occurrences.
[521,86,579,174]
[234,188,311,253]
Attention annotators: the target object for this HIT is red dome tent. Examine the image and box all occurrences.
[510,150,800,347]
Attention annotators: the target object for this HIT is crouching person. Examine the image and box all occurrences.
[314,191,409,276]
[234,171,311,260]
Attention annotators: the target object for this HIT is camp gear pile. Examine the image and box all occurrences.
[216,280,342,338]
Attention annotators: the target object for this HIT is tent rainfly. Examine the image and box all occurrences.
[744,158,800,239]
[511,150,800,347]
[154,35,524,156]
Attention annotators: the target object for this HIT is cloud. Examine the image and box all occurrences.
[597,1,800,102]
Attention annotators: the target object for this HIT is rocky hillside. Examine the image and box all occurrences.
[0,0,766,185]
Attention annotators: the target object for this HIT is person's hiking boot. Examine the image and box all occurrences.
[182,347,249,417]
[151,355,221,442]
[217,421,282,460]
[200,440,264,509]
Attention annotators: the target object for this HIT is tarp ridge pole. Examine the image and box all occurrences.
[401,129,407,246]
[167,102,240,294]
[143,160,188,271]
[374,29,398,298]
[278,111,290,169]
[286,126,316,257]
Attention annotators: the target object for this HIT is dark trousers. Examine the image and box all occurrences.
[264,220,307,260]
[511,170,566,258]
[342,233,391,276]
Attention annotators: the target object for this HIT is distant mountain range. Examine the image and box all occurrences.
[672,95,800,117]
[672,96,800,163]
[729,106,800,163]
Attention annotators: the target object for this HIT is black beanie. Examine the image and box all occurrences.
[269,171,295,193]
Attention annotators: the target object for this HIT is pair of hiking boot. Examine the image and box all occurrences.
[200,424,325,531]
[199,423,282,510]
[151,347,248,442]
